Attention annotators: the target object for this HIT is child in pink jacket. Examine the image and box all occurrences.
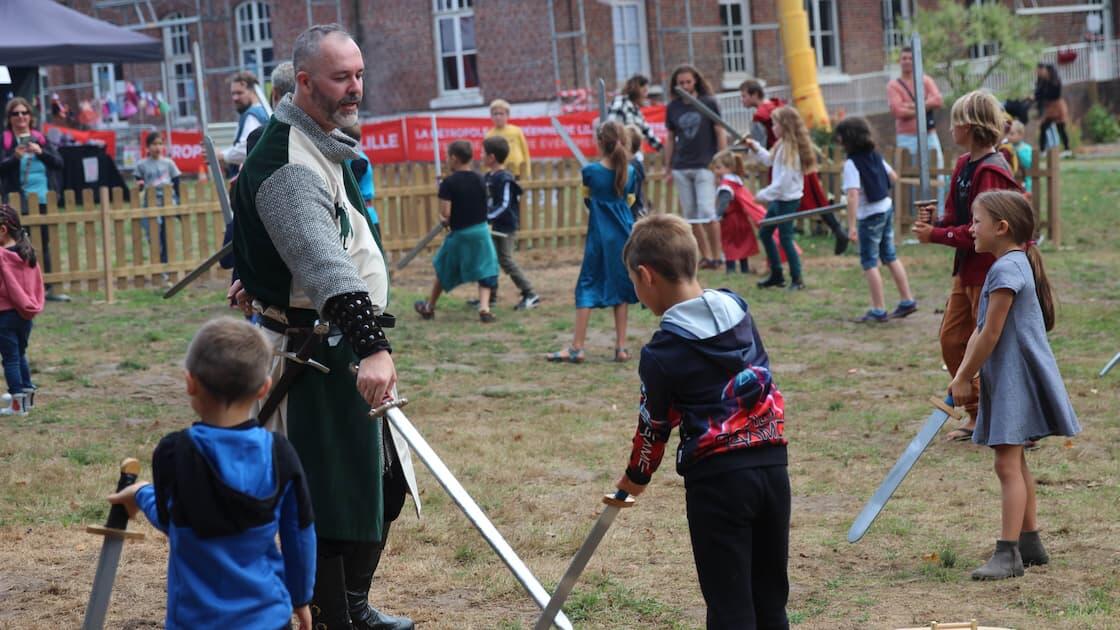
[0,204,44,415]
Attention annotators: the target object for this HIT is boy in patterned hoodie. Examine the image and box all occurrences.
[617,214,790,629]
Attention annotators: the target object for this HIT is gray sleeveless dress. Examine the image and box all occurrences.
[973,251,1081,446]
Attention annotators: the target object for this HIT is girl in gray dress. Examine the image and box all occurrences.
[949,190,1080,581]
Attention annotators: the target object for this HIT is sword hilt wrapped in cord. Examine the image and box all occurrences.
[105,458,140,530]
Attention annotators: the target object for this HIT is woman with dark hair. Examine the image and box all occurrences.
[0,98,67,301]
[664,64,726,269]
[606,74,662,152]
[1034,63,1070,153]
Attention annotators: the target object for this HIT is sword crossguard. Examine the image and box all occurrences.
[602,493,636,508]
[371,397,408,417]
[276,351,330,374]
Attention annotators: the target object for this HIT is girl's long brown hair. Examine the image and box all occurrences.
[597,121,630,197]
[710,149,747,178]
[973,191,1054,331]
[0,204,37,268]
[771,106,816,173]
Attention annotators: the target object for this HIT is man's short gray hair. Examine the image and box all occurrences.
[293,24,352,73]
[270,62,295,99]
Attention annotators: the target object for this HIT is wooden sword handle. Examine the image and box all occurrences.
[104,458,140,531]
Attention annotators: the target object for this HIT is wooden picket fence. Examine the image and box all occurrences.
[2,148,1061,299]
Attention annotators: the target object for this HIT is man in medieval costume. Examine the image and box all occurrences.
[232,24,417,630]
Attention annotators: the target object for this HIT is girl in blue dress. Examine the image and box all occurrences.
[949,190,1080,580]
[546,121,638,363]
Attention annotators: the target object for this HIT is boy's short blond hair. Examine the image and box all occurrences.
[623,214,698,282]
[185,318,272,406]
[489,99,511,114]
[1009,120,1025,136]
[950,90,1004,148]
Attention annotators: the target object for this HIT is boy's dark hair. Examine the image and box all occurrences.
[899,46,913,55]
[145,131,163,148]
[739,79,764,97]
[482,135,510,164]
[447,140,473,164]
[833,117,876,155]
[623,214,698,283]
[185,318,271,406]
[621,74,650,101]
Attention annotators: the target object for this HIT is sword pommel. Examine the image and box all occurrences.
[602,492,635,509]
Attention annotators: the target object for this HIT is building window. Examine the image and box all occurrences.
[611,1,650,83]
[883,0,913,58]
[805,0,841,71]
[969,0,999,58]
[720,0,753,78]
[236,1,274,80]
[163,13,195,122]
[433,0,478,94]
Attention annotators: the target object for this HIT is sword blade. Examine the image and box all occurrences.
[848,396,955,543]
[673,86,746,144]
[757,202,846,229]
[203,136,234,225]
[533,505,622,630]
[81,537,123,630]
[395,223,445,271]
[597,78,607,124]
[162,241,232,299]
[549,117,590,168]
[912,33,931,202]
[1099,351,1120,377]
[383,407,573,630]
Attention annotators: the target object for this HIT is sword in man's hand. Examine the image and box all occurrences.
[534,490,635,630]
[82,458,145,630]
[366,396,574,630]
[163,135,236,298]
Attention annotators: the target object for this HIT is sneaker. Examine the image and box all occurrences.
[479,310,496,323]
[757,272,786,288]
[466,299,481,308]
[889,301,918,319]
[413,300,435,320]
[787,280,805,291]
[514,293,541,310]
[856,309,889,323]
[45,292,72,303]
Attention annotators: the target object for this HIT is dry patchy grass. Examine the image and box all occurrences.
[0,162,1118,629]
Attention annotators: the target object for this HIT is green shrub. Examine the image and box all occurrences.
[1082,104,1120,144]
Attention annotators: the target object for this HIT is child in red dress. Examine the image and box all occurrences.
[710,150,765,273]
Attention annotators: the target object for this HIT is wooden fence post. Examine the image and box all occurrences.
[98,187,115,304]
[1047,149,1061,246]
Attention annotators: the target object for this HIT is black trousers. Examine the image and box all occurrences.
[685,465,791,630]
[1040,120,1070,152]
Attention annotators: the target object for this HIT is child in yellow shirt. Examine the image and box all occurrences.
[484,99,531,178]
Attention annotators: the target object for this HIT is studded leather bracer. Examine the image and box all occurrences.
[322,292,391,359]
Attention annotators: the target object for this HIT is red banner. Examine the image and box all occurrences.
[44,124,117,159]
[356,105,668,165]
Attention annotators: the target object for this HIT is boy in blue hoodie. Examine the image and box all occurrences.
[617,214,790,630]
[109,317,316,630]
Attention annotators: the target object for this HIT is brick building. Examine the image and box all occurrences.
[36,0,1120,126]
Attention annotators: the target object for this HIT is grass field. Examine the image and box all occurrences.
[0,160,1118,629]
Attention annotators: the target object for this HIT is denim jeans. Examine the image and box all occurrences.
[857,209,898,270]
[896,131,946,217]
[759,199,802,280]
[0,310,33,394]
[140,217,169,264]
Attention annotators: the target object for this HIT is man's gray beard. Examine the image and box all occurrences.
[331,109,359,128]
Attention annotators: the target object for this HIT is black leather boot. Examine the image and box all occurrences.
[312,553,352,629]
[757,268,786,288]
[345,526,413,630]
[1018,530,1050,567]
[971,539,1024,580]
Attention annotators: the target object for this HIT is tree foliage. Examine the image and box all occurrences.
[909,0,1045,100]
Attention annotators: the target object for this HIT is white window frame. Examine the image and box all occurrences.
[805,0,841,72]
[430,0,482,108]
[719,0,755,88]
[163,13,196,124]
[91,62,124,124]
[236,1,274,80]
[610,0,651,84]
[883,0,913,59]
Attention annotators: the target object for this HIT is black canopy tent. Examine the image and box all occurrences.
[0,0,162,66]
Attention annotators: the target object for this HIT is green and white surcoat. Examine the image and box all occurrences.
[233,95,418,542]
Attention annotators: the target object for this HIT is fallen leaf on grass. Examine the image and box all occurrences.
[921,552,939,564]
[1064,440,1075,448]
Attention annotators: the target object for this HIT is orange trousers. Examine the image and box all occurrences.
[939,276,982,420]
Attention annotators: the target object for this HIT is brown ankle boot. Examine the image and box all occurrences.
[971,540,1024,580]
[1018,530,1050,567]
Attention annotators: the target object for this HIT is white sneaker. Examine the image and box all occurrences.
[514,294,541,310]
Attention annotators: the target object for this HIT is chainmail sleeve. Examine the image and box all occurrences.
[255,162,370,311]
